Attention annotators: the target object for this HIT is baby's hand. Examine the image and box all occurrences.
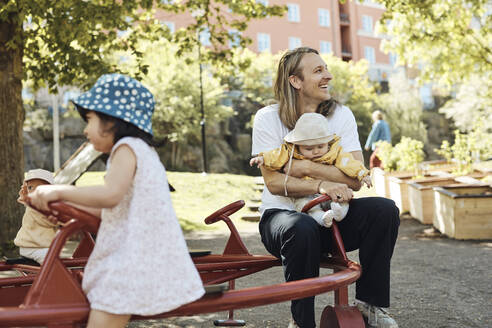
[28,185,60,212]
[250,156,264,168]
[362,176,372,188]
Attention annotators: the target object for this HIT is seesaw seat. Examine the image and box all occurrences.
[0,196,363,327]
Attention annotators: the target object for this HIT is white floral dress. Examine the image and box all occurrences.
[82,137,205,315]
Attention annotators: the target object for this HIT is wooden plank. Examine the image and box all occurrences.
[433,186,492,239]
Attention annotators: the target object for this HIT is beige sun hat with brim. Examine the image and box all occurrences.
[284,112,335,146]
[25,169,54,184]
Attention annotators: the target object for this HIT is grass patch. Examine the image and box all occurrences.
[76,171,377,233]
[76,171,260,232]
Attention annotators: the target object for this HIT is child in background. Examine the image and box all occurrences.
[14,169,57,264]
[29,74,205,328]
[250,112,372,228]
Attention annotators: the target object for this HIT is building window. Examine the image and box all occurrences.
[320,41,332,54]
[289,37,301,50]
[199,28,211,46]
[318,9,330,27]
[287,4,300,22]
[362,15,373,33]
[389,52,398,66]
[229,29,241,47]
[257,33,271,52]
[364,46,375,64]
[161,21,175,33]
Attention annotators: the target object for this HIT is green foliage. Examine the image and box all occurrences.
[321,54,378,145]
[435,122,492,175]
[375,141,398,172]
[377,71,428,144]
[439,75,492,133]
[393,137,424,176]
[1,0,285,91]
[376,137,424,175]
[112,39,233,144]
[218,49,276,136]
[376,0,492,86]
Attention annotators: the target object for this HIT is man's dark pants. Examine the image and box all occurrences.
[259,197,400,328]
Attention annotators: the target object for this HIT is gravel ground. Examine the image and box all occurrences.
[129,215,492,328]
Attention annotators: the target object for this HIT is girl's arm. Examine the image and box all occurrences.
[29,145,136,212]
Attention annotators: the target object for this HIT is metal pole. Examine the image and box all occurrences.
[198,39,208,173]
[52,93,60,171]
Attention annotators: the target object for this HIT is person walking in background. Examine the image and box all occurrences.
[364,110,391,169]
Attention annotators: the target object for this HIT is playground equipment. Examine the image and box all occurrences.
[0,195,363,327]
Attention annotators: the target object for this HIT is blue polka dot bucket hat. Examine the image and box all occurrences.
[72,73,155,135]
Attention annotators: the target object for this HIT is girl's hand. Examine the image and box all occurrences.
[28,185,61,212]
[318,181,353,203]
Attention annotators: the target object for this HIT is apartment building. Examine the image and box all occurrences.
[156,0,396,82]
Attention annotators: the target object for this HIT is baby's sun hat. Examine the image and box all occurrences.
[25,169,54,184]
[284,112,334,146]
[72,73,155,135]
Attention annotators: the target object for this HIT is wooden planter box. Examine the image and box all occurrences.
[388,171,454,214]
[433,184,492,239]
[372,160,456,199]
[408,177,461,224]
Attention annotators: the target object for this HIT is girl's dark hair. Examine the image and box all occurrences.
[76,105,157,147]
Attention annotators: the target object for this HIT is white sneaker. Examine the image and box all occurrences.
[356,301,398,328]
[287,318,299,328]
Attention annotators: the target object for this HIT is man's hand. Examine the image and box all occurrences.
[318,181,353,203]
[282,159,312,178]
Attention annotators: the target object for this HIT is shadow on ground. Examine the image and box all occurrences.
[129,215,492,328]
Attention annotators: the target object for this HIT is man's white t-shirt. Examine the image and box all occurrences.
[251,103,362,214]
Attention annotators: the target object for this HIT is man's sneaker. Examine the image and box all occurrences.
[356,301,398,328]
[287,318,299,328]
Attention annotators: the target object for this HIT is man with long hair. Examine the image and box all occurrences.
[252,47,399,328]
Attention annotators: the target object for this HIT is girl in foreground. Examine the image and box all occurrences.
[29,74,205,328]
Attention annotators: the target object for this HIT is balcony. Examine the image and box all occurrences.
[340,13,350,26]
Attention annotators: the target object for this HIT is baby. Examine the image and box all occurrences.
[14,169,57,264]
[250,112,372,227]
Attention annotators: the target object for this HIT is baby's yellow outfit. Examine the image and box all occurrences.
[260,135,369,227]
[261,135,369,181]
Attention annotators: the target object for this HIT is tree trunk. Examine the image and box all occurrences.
[0,11,25,256]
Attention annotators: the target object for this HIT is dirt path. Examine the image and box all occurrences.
[130,216,492,328]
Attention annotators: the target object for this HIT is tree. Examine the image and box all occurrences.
[321,54,379,147]
[377,71,428,145]
[113,39,234,168]
[377,0,492,86]
[438,75,492,133]
[0,0,284,255]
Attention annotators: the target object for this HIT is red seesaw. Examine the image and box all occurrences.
[0,195,364,327]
